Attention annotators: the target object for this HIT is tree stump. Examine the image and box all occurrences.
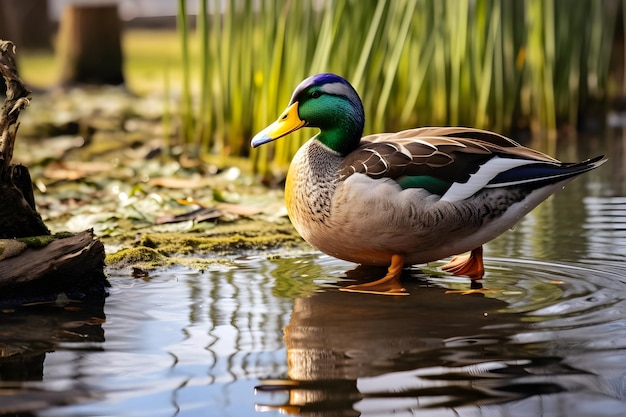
[0,0,53,52]
[57,4,124,86]
[0,40,107,305]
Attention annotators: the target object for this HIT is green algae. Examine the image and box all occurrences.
[105,218,308,271]
[105,246,167,268]
[16,232,75,248]
[139,221,302,255]
[105,245,238,271]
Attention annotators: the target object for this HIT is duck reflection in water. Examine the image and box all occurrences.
[256,266,575,416]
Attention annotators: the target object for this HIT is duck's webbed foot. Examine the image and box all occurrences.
[341,254,408,295]
[441,246,484,280]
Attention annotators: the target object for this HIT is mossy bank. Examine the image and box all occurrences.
[105,218,308,271]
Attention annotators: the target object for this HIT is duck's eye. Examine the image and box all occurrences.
[311,91,321,99]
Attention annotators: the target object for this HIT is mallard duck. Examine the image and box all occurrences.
[251,73,605,295]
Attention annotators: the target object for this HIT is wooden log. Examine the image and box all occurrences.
[0,230,107,302]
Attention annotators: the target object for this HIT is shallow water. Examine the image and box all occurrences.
[2,133,626,417]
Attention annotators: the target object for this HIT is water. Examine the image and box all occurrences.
[2,134,626,417]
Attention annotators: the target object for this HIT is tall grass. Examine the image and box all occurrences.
[174,0,621,172]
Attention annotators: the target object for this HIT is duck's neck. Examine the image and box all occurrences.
[315,110,364,156]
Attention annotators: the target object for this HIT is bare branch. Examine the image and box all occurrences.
[0,40,31,176]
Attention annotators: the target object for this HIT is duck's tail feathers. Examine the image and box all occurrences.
[485,155,607,189]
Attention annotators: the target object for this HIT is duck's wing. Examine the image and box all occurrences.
[338,127,605,202]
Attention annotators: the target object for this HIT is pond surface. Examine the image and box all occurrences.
[2,132,626,417]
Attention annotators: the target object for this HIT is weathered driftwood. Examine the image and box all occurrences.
[0,41,49,237]
[0,230,107,301]
[0,40,107,304]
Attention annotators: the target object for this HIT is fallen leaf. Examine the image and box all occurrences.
[156,207,222,224]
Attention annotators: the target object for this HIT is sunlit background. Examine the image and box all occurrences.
[6,0,626,169]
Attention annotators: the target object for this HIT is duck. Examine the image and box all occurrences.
[251,73,606,295]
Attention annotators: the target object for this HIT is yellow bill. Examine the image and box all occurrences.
[251,102,306,148]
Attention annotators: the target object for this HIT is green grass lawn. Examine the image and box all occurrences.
[19,29,187,95]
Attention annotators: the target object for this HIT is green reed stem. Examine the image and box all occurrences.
[172,0,621,172]
[176,0,194,151]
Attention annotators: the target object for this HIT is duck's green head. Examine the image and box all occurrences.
[251,73,365,156]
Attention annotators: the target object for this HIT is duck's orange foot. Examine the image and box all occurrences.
[441,246,484,280]
[340,254,409,296]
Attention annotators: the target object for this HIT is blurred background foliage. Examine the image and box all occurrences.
[5,0,626,173]
[177,0,623,173]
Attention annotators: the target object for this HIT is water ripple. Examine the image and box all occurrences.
[5,252,625,416]
[583,195,626,262]
[256,253,626,416]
